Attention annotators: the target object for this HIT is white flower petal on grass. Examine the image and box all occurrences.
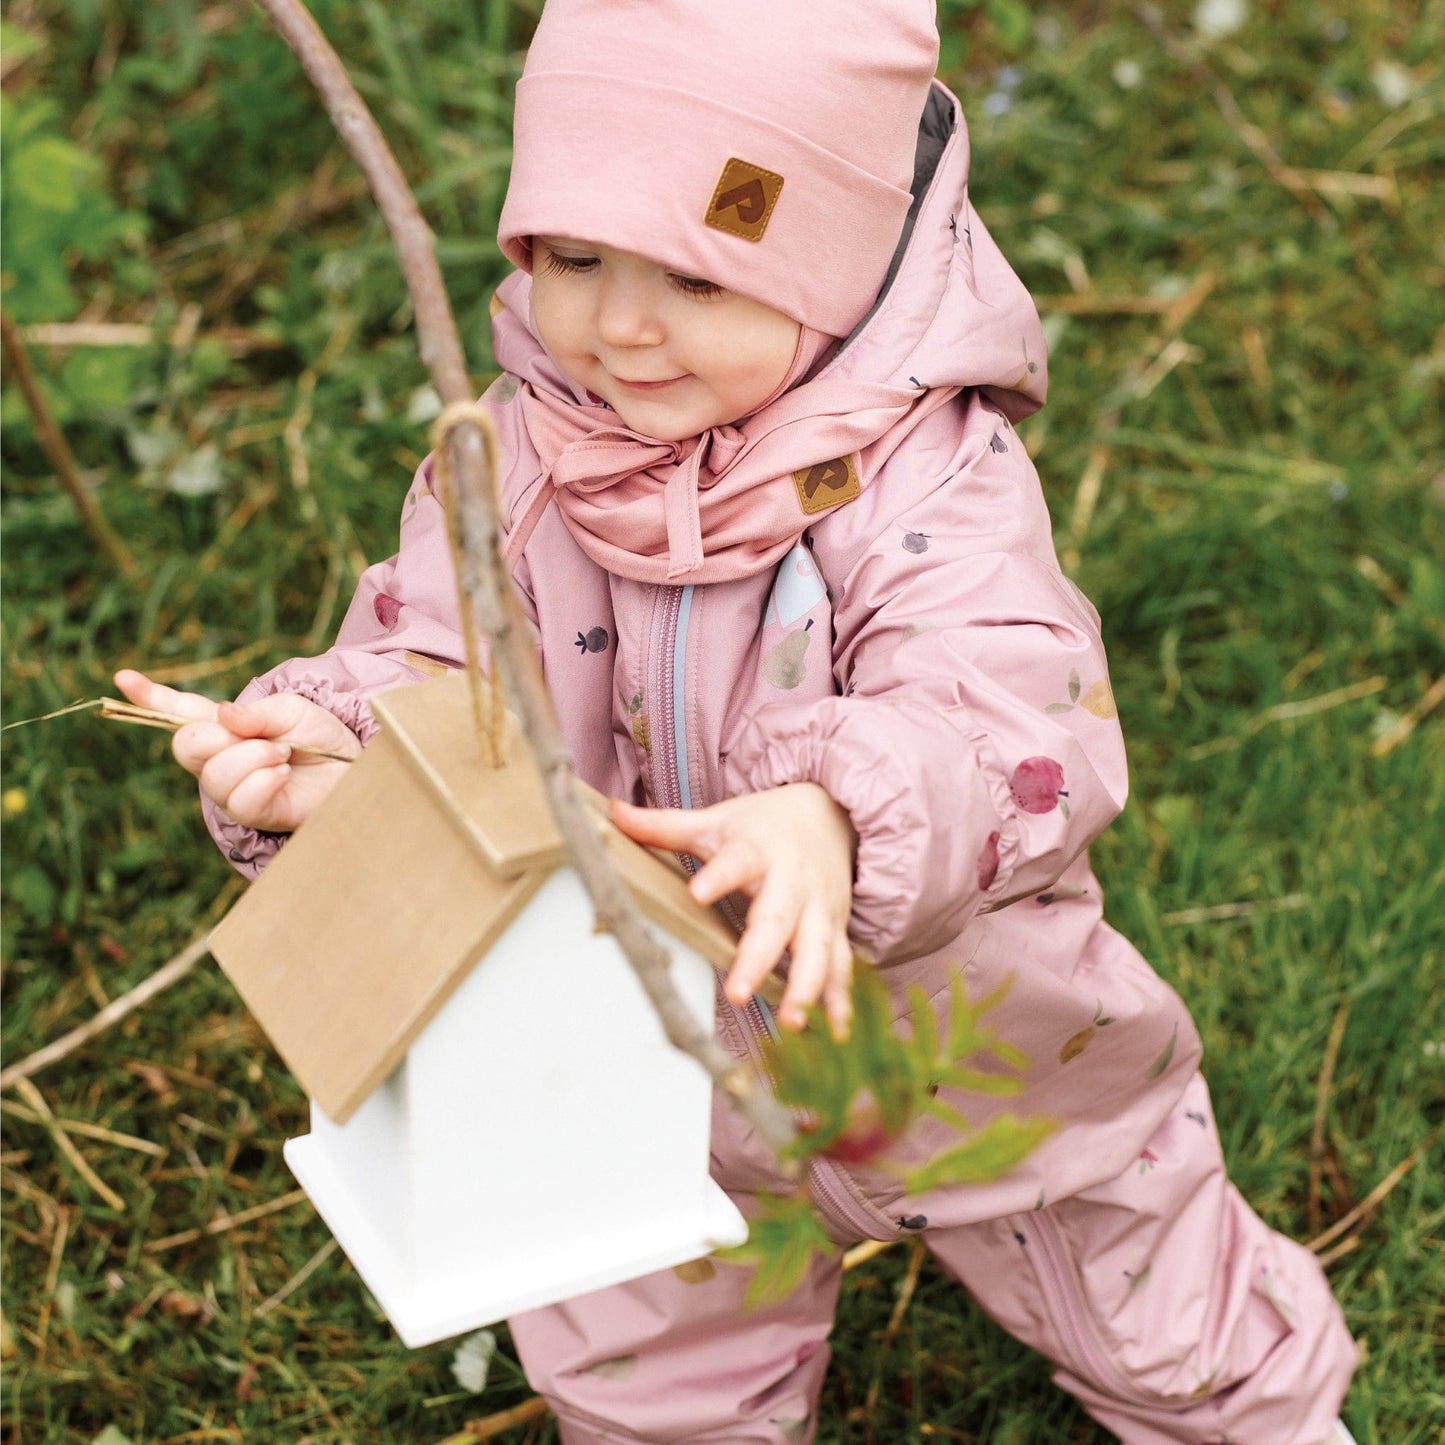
[91,1429,135,1445]
[1194,0,1248,40]
[167,443,223,499]
[451,1327,498,1394]
[1371,60,1416,107]
[1113,59,1143,90]
[406,384,443,425]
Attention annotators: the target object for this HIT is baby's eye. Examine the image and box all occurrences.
[669,273,724,299]
[540,250,598,276]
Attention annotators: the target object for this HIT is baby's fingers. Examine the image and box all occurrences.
[113,668,219,725]
[777,907,853,1036]
[726,883,799,1010]
[196,736,293,812]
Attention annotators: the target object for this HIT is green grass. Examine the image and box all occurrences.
[3,2,1443,1441]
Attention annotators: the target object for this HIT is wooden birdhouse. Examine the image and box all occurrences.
[208,672,748,1348]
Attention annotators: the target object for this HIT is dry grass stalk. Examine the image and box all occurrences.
[10,1077,126,1213]
[254,1237,341,1318]
[1127,1,1333,229]
[0,1099,167,1159]
[1370,673,1445,758]
[144,1187,310,1253]
[19,319,288,353]
[1162,893,1309,926]
[99,697,358,762]
[0,928,217,1093]
[1307,1137,1435,1256]
[863,1237,928,1420]
[0,309,139,578]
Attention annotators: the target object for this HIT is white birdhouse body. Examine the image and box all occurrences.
[210,674,748,1347]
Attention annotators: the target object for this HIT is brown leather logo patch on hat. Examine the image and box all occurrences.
[794,456,860,516]
[705,157,784,242]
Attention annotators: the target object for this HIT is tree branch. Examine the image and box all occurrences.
[251,0,799,1163]
[0,309,138,578]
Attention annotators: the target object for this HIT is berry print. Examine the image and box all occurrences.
[1009,756,1066,814]
[374,593,403,629]
[902,531,930,554]
[576,626,610,654]
[897,1214,928,1231]
[976,830,1001,890]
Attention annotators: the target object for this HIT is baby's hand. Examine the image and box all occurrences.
[611,783,857,1037]
[113,669,362,834]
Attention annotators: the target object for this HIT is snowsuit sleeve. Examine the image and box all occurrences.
[207,437,541,876]
[724,398,1128,964]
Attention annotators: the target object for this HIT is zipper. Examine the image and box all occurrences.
[649,584,694,811]
[653,578,892,1243]
[1025,1208,1193,1411]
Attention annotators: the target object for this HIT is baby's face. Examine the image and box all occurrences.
[530,237,801,442]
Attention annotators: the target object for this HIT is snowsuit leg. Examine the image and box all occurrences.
[508,1241,842,1444]
[922,1072,1357,1444]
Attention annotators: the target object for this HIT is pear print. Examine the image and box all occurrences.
[1059,1027,1094,1064]
[763,619,814,689]
[989,432,1009,453]
[619,687,650,757]
[1046,668,1116,719]
[1009,756,1066,814]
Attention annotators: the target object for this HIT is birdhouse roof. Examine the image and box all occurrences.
[209,672,736,1123]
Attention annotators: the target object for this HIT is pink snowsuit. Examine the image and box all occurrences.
[208,84,1355,1444]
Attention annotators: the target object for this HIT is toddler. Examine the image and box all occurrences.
[118,1,1358,1439]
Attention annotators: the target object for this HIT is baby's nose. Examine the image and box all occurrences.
[595,275,666,348]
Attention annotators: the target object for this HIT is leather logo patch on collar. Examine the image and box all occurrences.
[705,157,784,242]
[794,456,860,516]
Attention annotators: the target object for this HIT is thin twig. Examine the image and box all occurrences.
[448,1397,551,1443]
[0,928,215,1092]
[1,308,138,577]
[1370,673,1445,758]
[1309,1000,1351,1237]
[0,1099,167,1158]
[254,0,799,1163]
[1162,893,1308,926]
[10,1078,126,1213]
[1306,1137,1435,1255]
[144,1187,310,1253]
[864,1237,927,1419]
[18,320,288,353]
[35,1203,69,1366]
[254,1237,341,1317]
[1127,1,1332,229]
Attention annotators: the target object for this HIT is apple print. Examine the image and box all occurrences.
[374,593,403,629]
[575,626,610,654]
[1009,756,1066,814]
[902,531,930,554]
[976,830,1001,889]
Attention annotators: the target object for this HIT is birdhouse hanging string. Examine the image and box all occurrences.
[428,399,509,770]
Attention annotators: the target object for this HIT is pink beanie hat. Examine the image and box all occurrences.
[498,0,940,337]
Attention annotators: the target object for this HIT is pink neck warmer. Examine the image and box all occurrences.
[494,271,958,586]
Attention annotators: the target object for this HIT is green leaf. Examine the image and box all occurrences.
[903,1114,1056,1195]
